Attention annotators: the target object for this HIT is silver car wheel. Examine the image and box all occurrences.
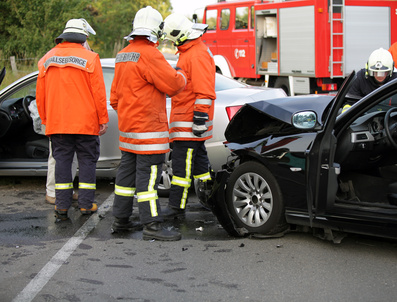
[232,172,273,228]
[158,151,172,196]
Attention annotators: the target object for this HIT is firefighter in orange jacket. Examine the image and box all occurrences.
[36,18,109,220]
[162,13,216,220]
[110,6,187,241]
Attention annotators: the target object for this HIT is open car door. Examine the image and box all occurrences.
[305,71,356,225]
[0,67,5,87]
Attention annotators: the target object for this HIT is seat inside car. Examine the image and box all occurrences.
[25,138,49,159]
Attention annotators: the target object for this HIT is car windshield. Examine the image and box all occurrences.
[102,64,247,97]
[215,74,247,91]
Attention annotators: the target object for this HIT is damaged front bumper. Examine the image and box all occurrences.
[206,169,247,237]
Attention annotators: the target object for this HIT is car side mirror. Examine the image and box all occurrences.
[292,111,317,129]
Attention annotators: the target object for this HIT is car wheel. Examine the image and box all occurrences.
[158,151,172,197]
[225,161,286,235]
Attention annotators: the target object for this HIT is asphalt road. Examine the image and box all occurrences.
[1,176,397,302]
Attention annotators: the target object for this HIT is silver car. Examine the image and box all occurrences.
[0,58,286,195]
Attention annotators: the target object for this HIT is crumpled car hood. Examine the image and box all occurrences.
[225,94,335,143]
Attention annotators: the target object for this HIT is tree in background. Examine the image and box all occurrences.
[91,0,171,58]
[0,0,92,59]
[0,0,173,59]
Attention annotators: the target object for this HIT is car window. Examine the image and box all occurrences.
[102,67,115,100]
[5,80,37,100]
[366,92,397,114]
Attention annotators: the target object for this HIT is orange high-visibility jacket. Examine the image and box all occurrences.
[169,37,216,142]
[36,42,108,136]
[110,38,187,155]
[389,42,397,69]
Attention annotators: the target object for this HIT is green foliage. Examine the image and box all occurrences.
[1,0,93,58]
[91,0,172,58]
[0,0,173,60]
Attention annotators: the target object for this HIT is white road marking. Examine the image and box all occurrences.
[12,193,114,302]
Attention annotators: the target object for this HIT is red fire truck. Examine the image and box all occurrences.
[201,0,397,95]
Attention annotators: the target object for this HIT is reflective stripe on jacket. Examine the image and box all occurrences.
[110,38,187,154]
[36,42,108,136]
[169,37,216,142]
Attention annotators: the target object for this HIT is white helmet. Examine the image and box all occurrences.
[63,18,96,36]
[56,18,96,44]
[367,48,394,79]
[125,6,164,43]
[163,13,208,46]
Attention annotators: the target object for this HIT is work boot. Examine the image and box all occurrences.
[161,206,186,220]
[46,194,56,205]
[111,217,143,233]
[54,206,68,221]
[80,203,98,215]
[142,222,182,241]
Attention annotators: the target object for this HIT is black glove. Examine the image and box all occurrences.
[192,111,208,137]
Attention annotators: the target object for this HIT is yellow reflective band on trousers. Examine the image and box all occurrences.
[55,183,73,190]
[171,175,191,188]
[194,172,211,182]
[171,148,193,209]
[137,165,159,217]
[114,185,136,197]
[79,182,96,190]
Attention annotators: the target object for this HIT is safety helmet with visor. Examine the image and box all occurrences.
[366,48,394,84]
[124,6,164,43]
[163,13,208,46]
[55,18,96,44]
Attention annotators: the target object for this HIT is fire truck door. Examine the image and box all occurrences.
[231,5,254,78]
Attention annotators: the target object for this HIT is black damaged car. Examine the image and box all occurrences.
[207,71,397,242]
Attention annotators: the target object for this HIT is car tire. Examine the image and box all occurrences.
[225,161,286,235]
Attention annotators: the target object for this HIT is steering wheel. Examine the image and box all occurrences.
[22,95,36,121]
[384,107,397,149]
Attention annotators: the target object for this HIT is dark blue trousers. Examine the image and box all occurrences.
[169,140,211,209]
[51,134,99,210]
[113,151,165,225]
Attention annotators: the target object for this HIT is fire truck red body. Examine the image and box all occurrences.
[202,0,397,95]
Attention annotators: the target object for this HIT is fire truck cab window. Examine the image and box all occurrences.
[206,9,217,30]
[235,7,248,29]
[220,9,230,30]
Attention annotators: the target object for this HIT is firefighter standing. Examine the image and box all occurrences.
[162,13,216,220]
[36,19,109,220]
[110,6,187,241]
